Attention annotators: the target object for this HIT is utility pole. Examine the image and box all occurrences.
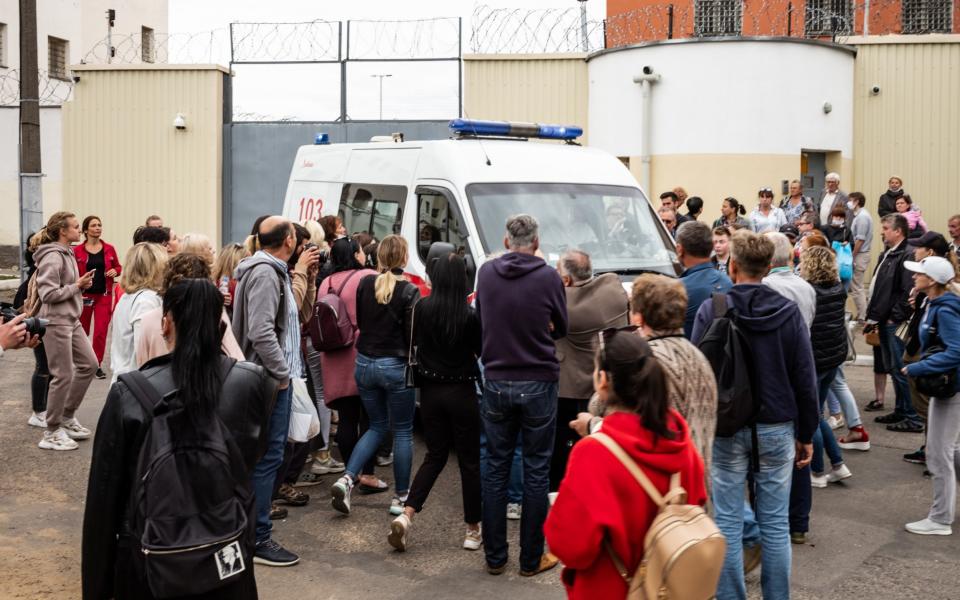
[19,0,42,279]
[371,73,391,120]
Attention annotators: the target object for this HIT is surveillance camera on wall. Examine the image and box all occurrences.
[642,65,654,75]
[173,113,186,130]
[871,85,881,95]
[823,102,833,114]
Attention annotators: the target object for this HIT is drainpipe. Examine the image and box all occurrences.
[633,67,661,196]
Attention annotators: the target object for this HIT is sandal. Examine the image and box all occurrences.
[358,478,390,494]
[887,420,924,433]
[864,400,885,412]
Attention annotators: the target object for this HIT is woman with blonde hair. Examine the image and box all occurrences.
[179,232,215,265]
[213,242,250,317]
[331,234,421,516]
[109,242,168,383]
[33,211,98,450]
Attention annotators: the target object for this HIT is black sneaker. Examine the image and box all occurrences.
[253,539,300,567]
[903,449,926,464]
[95,368,106,380]
[875,412,905,424]
[888,420,924,433]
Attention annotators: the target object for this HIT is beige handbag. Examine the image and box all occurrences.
[592,432,726,600]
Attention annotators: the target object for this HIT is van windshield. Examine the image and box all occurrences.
[467,182,678,276]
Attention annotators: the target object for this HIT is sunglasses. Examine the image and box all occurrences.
[597,325,640,366]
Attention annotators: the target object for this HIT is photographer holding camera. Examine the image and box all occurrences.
[0,313,40,356]
[33,212,99,451]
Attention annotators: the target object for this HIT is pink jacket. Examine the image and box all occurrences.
[136,306,245,367]
[318,268,377,405]
[903,209,928,234]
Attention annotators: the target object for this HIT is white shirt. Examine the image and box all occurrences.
[110,289,162,383]
[820,192,838,224]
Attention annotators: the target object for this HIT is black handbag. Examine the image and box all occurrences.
[914,310,958,398]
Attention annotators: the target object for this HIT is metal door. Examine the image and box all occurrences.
[801,151,826,202]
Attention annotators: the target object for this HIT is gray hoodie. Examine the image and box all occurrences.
[232,252,289,382]
[34,242,83,325]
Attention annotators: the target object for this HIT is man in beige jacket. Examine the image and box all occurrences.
[552,249,629,491]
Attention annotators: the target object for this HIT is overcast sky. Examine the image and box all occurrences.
[169,0,607,121]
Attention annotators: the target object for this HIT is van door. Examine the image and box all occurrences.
[414,185,477,289]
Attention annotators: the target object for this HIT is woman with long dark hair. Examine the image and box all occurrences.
[82,278,276,599]
[318,237,384,491]
[388,253,483,552]
[545,329,706,599]
[73,215,122,379]
[332,235,421,516]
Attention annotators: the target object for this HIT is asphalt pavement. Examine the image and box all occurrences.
[1,341,959,599]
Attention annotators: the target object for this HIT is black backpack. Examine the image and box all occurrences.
[697,294,760,439]
[119,367,253,599]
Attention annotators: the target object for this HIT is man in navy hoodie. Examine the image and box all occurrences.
[692,230,818,600]
[476,214,568,577]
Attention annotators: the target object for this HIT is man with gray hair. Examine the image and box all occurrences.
[677,221,731,338]
[476,213,567,577]
[553,249,628,490]
[762,232,816,328]
[817,172,849,227]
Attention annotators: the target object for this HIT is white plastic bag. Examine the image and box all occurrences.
[288,378,320,442]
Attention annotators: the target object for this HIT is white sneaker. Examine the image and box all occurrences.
[388,514,411,552]
[810,473,828,488]
[826,464,852,483]
[331,476,353,515]
[463,527,482,551]
[506,503,522,520]
[905,518,952,536]
[27,411,47,428]
[62,417,92,440]
[39,428,79,451]
[827,415,846,430]
[389,495,408,516]
[310,455,345,475]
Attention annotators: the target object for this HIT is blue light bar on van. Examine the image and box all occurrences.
[314,133,330,145]
[449,119,583,141]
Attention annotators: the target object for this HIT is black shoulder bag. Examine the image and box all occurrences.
[914,308,958,398]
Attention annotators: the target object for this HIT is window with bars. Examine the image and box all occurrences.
[902,0,952,33]
[805,0,853,35]
[695,0,742,36]
[0,23,7,68]
[48,36,69,80]
[142,26,155,63]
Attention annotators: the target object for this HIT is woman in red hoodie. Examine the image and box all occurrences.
[545,328,706,599]
[73,215,121,379]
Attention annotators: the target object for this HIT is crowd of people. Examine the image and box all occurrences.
[0,175,958,600]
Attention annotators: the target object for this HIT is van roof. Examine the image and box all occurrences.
[292,138,640,190]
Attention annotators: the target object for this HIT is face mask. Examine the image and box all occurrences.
[847,201,856,210]
[831,219,845,227]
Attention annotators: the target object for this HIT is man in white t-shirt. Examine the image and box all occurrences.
[817,173,849,227]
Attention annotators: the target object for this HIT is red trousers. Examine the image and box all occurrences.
[80,293,114,365]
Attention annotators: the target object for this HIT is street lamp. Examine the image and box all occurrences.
[371,73,392,120]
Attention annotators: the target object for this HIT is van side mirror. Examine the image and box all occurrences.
[425,242,456,278]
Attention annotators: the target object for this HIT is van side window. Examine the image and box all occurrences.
[416,188,471,261]
[339,183,406,240]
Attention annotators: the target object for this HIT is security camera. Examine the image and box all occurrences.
[642,65,654,75]
[173,113,186,130]
[871,85,881,95]
[823,102,833,114]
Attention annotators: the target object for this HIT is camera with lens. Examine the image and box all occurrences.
[0,307,49,338]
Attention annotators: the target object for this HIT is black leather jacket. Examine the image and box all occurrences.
[866,240,914,325]
[81,355,276,600]
[811,281,848,373]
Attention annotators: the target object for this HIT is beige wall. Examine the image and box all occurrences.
[63,64,226,260]
[463,54,589,142]
[850,34,960,239]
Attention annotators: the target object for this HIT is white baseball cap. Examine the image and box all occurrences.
[904,256,956,285]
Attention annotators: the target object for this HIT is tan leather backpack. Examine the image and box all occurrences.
[592,432,726,600]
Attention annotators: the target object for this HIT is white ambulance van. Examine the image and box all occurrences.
[281,120,679,289]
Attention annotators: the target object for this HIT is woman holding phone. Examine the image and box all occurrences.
[73,215,121,379]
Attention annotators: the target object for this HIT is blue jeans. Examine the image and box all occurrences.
[880,322,920,424]
[347,354,417,498]
[826,368,862,428]
[252,382,292,544]
[480,429,523,504]
[350,354,417,494]
[712,423,795,600]
[481,379,557,572]
[812,368,844,474]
